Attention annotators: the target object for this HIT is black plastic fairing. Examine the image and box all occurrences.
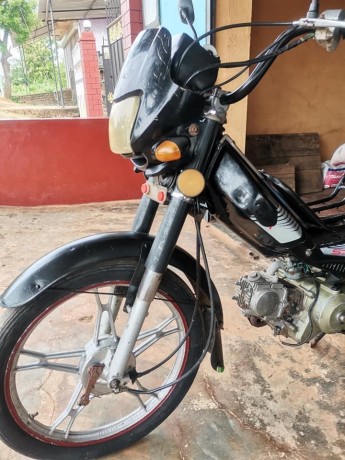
[113,28,205,154]
[213,139,278,228]
[171,33,219,91]
[208,136,306,256]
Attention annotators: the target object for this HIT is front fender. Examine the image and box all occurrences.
[0,231,223,325]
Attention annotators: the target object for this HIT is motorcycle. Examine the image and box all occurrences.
[0,0,345,458]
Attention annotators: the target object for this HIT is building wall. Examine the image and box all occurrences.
[247,0,345,161]
[0,119,143,206]
[121,0,143,54]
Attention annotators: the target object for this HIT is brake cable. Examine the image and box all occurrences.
[203,29,314,92]
[184,33,314,88]
[175,20,294,80]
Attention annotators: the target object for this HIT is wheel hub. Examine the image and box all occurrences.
[79,336,136,397]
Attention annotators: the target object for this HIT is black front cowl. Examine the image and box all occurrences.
[114,27,206,154]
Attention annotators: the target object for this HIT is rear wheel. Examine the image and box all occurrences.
[0,259,203,459]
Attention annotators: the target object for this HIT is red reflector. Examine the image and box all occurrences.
[157,191,166,202]
[141,183,150,194]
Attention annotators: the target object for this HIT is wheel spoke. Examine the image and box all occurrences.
[64,404,89,439]
[133,316,179,357]
[127,378,159,409]
[135,379,159,400]
[49,380,85,438]
[15,349,84,374]
[130,391,147,410]
[93,286,122,344]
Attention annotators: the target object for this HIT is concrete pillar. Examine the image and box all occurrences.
[79,31,104,117]
[120,0,143,55]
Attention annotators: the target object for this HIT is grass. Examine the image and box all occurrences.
[12,80,67,97]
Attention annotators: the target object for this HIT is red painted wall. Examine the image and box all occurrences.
[0,118,143,206]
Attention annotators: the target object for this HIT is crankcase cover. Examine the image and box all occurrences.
[312,289,345,333]
[235,272,287,319]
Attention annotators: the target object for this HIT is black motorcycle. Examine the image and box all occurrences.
[0,1,344,458]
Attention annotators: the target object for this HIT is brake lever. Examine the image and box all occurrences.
[294,10,345,52]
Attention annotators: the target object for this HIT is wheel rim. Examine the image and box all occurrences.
[5,279,190,446]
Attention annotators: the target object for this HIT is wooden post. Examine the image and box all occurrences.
[215,0,253,152]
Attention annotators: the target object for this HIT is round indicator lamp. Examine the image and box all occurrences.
[177,170,205,197]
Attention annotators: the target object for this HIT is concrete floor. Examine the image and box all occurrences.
[0,201,343,460]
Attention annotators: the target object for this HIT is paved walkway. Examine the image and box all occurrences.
[0,201,343,460]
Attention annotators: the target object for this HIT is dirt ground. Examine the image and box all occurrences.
[0,96,78,118]
[0,201,343,460]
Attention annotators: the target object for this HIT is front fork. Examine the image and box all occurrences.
[107,192,192,386]
[107,113,223,386]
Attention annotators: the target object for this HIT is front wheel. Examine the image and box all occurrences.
[0,259,204,459]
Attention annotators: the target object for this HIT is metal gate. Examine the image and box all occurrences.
[104,3,124,115]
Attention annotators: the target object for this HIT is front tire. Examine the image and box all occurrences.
[0,259,204,459]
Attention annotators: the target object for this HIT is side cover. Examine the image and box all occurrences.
[209,136,309,256]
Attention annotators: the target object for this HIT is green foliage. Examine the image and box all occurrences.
[24,39,56,81]
[11,40,67,95]
[0,0,38,46]
[11,64,67,96]
[0,0,38,97]
[11,76,65,96]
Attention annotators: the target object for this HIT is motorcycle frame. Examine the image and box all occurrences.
[209,134,345,277]
[3,95,345,384]
[3,21,345,384]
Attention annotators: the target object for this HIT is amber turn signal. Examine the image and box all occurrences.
[177,169,205,197]
[155,140,182,162]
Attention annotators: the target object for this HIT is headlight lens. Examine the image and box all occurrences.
[108,96,140,155]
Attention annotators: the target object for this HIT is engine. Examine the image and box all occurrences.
[233,257,345,344]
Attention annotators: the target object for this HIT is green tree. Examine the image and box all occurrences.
[25,40,54,81]
[11,38,67,94]
[0,0,37,98]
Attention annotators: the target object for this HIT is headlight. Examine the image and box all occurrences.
[108,96,140,155]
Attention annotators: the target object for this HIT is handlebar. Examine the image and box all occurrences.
[293,17,345,29]
[219,26,308,105]
[219,10,345,106]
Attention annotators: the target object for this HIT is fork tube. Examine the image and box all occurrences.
[102,194,158,333]
[144,193,191,273]
[108,193,191,385]
[131,194,159,234]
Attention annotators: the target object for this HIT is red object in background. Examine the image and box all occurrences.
[121,0,143,55]
[79,31,104,118]
[0,118,143,206]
